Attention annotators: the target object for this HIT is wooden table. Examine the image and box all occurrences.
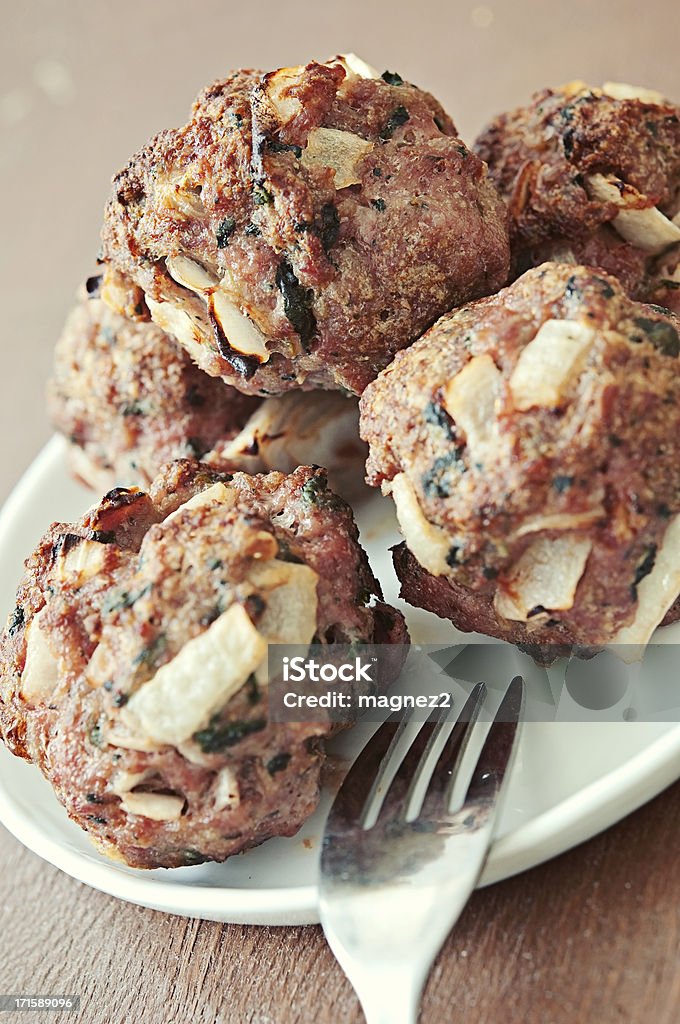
[2,1,680,1021]
[2,782,680,1023]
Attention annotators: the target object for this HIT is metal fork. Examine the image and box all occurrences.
[319,676,524,1024]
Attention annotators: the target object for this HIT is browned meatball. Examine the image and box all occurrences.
[100,56,510,396]
[49,288,259,490]
[360,263,680,654]
[0,461,408,868]
[49,286,366,495]
[474,81,680,313]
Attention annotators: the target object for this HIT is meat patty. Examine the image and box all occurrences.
[0,461,408,868]
[474,81,680,312]
[100,56,510,396]
[49,288,258,490]
[360,262,680,654]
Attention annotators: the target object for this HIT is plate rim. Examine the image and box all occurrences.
[1,436,679,924]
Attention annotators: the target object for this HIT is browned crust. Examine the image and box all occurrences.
[101,61,510,395]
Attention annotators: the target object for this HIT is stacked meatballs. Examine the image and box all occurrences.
[4,57,680,868]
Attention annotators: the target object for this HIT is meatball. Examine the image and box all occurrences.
[360,262,680,655]
[49,288,259,490]
[50,287,367,495]
[0,461,408,868]
[474,81,680,312]
[100,56,510,396]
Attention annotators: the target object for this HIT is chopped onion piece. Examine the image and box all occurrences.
[510,319,595,410]
[214,766,241,811]
[163,482,237,525]
[301,127,374,188]
[613,206,680,253]
[21,607,58,703]
[335,53,379,79]
[106,730,161,752]
[111,770,153,796]
[514,508,605,538]
[123,603,267,747]
[602,82,667,104]
[208,290,270,363]
[56,539,108,584]
[261,66,304,125]
[166,255,218,294]
[219,392,364,482]
[389,473,453,577]
[611,515,680,657]
[495,536,592,622]
[120,792,184,821]
[443,354,501,461]
[587,173,680,253]
[146,297,206,366]
[249,560,319,646]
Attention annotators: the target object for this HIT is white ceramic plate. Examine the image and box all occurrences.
[1,436,679,925]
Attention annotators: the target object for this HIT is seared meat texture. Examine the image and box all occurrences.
[49,290,258,490]
[0,462,408,868]
[475,81,680,312]
[49,289,366,495]
[360,263,680,652]
[101,56,510,395]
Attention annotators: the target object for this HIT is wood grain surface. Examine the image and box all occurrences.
[2,779,680,1024]
[2,2,680,1023]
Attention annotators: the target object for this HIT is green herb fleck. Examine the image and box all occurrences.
[121,401,145,417]
[422,450,466,498]
[632,544,657,600]
[379,106,410,141]
[266,752,291,775]
[632,317,680,357]
[133,634,167,670]
[381,70,404,86]
[553,475,574,494]
[182,848,204,865]
[424,400,454,438]
[277,539,303,564]
[193,717,266,753]
[216,217,236,248]
[301,472,329,504]
[7,606,24,637]
[266,138,303,158]
[103,583,152,615]
[247,673,261,706]
[88,714,106,748]
[253,184,273,206]
[275,260,317,348]
[371,198,386,211]
[317,202,340,253]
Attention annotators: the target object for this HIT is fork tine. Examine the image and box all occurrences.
[375,680,487,827]
[463,675,524,807]
[372,714,443,828]
[418,681,487,820]
[324,715,406,833]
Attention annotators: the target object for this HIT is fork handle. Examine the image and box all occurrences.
[351,967,424,1024]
